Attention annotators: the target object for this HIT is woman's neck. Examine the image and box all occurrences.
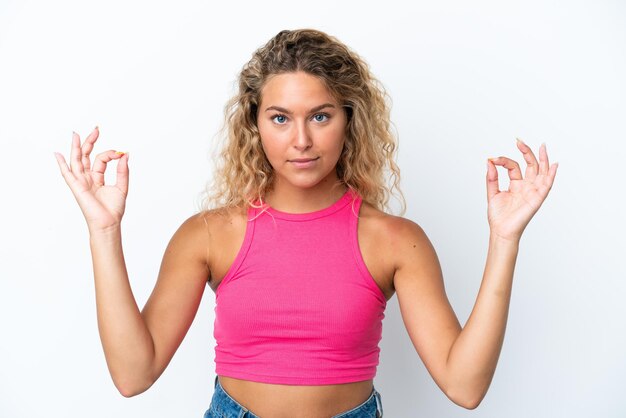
[264,178,348,214]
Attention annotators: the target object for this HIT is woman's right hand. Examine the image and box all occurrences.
[54,127,129,234]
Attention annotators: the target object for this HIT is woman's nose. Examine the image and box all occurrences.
[293,121,312,151]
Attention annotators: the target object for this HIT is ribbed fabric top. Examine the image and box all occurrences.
[213,189,387,385]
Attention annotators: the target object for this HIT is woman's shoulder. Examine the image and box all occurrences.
[193,206,250,287]
[196,205,248,228]
[169,206,248,251]
[359,201,431,247]
[359,201,423,232]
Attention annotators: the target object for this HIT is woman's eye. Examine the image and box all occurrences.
[271,113,329,124]
[272,114,287,124]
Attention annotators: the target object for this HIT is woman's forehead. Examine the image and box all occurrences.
[259,72,338,110]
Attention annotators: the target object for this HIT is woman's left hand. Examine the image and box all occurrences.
[486,139,558,242]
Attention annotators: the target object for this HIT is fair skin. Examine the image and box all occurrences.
[54,70,558,416]
[258,72,348,211]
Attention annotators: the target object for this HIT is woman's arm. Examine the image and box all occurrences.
[89,226,155,396]
[55,129,210,397]
[89,215,209,397]
[392,140,558,409]
[443,233,519,408]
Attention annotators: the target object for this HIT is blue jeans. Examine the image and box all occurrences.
[203,376,384,417]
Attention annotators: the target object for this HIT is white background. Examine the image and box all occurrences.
[1,0,625,416]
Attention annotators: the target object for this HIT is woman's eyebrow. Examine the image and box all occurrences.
[264,103,336,114]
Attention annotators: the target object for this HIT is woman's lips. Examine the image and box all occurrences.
[289,157,319,168]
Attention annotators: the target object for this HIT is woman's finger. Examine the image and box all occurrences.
[488,156,523,181]
[547,162,558,188]
[81,126,100,171]
[539,162,559,195]
[516,138,539,180]
[92,150,124,187]
[115,152,129,196]
[54,152,76,185]
[69,131,85,174]
[486,158,500,201]
[538,143,550,176]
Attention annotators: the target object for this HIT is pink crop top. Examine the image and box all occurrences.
[212,189,387,385]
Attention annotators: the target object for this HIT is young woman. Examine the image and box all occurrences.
[54,29,558,418]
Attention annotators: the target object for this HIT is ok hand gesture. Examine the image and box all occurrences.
[54,127,129,234]
[486,139,558,242]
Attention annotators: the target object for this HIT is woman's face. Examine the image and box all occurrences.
[256,71,347,193]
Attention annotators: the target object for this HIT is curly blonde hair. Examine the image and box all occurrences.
[199,28,405,214]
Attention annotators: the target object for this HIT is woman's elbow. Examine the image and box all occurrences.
[113,375,154,398]
[117,385,144,398]
[455,396,483,410]
[445,386,486,410]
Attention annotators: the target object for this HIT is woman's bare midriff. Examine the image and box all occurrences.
[217,376,375,418]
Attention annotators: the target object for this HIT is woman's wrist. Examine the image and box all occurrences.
[488,231,521,248]
[89,224,122,242]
